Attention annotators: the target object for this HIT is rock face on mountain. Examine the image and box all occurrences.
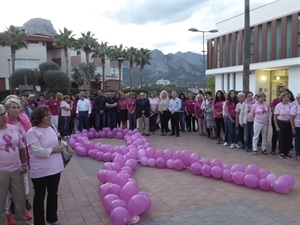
[23,18,57,36]
[123,49,205,87]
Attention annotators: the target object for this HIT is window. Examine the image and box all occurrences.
[235,32,239,65]
[229,34,232,66]
[258,25,263,62]
[222,36,226,67]
[250,28,254,63]
[276,19,282,59]
[286,16,292,58]
[15,59,40,70]
[217,38,220,68]
[266,22,272,61]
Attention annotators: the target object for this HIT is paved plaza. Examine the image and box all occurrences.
[29,131,299,225]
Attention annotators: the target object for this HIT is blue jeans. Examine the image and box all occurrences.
[243,121,253,150]
[295,127,300,156]
[179,112,186,131]
[78,111,89,132]
[95,110,105,131]
[226,117,236,144]
[128,112,137,130]
[60,116,70,136]
[106,112,117,129]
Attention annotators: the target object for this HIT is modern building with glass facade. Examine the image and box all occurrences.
[206,0,300,102]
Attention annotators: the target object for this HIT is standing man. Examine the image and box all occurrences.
[94,90,106,131]
[136,92,150,136]
[76,92,91,131]
[168,90,181,137]
[105,92,118,129]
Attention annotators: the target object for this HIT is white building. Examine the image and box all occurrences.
[156,79,171,86]
[206,0,300,103]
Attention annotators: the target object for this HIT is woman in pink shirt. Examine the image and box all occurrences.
[290,93,300,161]
[0,104,28,225]
[60,95,71,138]
[274,92,293,159]
[250,92,269,155]
[225,90,238,148]
[118,92,128,129]
[185,94,196,132]
[194,94,204,136]
[26,106,65,225]
[126,92,136,130]
[46,93,60,130]
[148,91,159,134]
[213,90,226,144]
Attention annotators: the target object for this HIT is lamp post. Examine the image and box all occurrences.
[117,57,124,91]
[7,59,11,93]
[188,28,218,92]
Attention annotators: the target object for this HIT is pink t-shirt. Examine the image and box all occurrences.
[26,126,64,178]
[38,100,48,107]
[213,100,223,118]
[60,101,71,117]
[149,97,159,113]
[47,100,59,116]
[186,100,196,114]
[118,100,127,110]
[127,99,136,113]
[194,101,203,118]
[246,99,257,122]
[251,102,270,125]
[226,101,237,118]
[0,124,24,172]
[274,102,293,121]
[291,103,300,127]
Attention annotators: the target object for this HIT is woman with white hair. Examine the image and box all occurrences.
[290,93,300,161]
[158,90,170,136]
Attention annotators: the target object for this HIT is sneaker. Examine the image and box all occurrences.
[296,156,300,161]
[285,154,291,159]
[230,144,235,149]
[223,142,228,146]
[235,144,241,149]
[26,199,32,211]
[271,151,276,155]
[262,150,268,155]
[7,213,16,225]
[279,154,286,159]
[10,201,15,214]
[25,210,32,220]
[245,148,251,152]
[253,151,258,155]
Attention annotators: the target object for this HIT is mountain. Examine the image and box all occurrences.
[122,49,205,87]
[23,18,57,36]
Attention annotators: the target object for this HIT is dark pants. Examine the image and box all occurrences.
[244,121,254,150]
[295,127,300,157]
[170,112,180,135]
[186,114,196,131]
[179,112,186,131]
[226,117,236,144]
[95,111,105,131]
[271,117,278,151]
[68,114,75,135]
[237,124,244,147]
[149,113,158,132]
[78,111,89,131]
[31,173,61,225]
[60,116,70,136]
[160,111,169,133]
[89,113,96,129]
[106,112,117,129]
[214,117,225,138]
[278,120,292,155]
[128,112,137,130]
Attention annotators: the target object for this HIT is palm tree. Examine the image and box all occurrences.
[136,48,152,88]
[53,27,75,77]
[125,47,138,90]
[0,25,27,73]
[71,62,98,88]
[76,31,97,63]
[92,41,112,91]
[243,0,250,92]
[111,44,125,90]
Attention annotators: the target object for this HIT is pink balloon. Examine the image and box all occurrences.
[103,162,113,170]
[211,166,223,179]
[190,162,202,175]
[103,194,119,211]
[277,175,296,188]
[266,174,277,184]
[231,164,245,173]
[97,170,109,183]
[125,159,138,171]
[174,159,184,171]
[96,152,104,161]
[163,149,173,160]
[115,172,130,187]
[98,183,113,198]
[111,162,122,172]
[103,152,112,162]
[88,149,98,159]
[259,178,272,191]
[145,147,155,158]
[201,165,212,177]
[120,181,139,202]
[108,184,122,196]
[156,157,166,168]
[222,169,233,182]
[110,207,131,225]
[154,150,164,159]
[245,164,260,177]
[189,153,200,164]
[148,158,156,167]
[244,174,259,189]
[108,199,127,214]
[106,171,118,183]
[121,166,133,176]
[211,159,223,168]
[140,157,148,166]
[200,159,211,166]
[128,194,147,216]
[232,171,245,185]
[272,179,292,194]
[259,168,270,179]
[181,150,191,166]
[223,164,232,170]
[166,159,175,169]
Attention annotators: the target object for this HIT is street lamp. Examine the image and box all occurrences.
[188,28,218,92]
[117,57,124,91]
[7,59,11,93]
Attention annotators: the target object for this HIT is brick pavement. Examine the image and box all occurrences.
[29,131,300,225]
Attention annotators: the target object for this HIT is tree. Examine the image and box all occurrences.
[243,0,250,92]
[0,25,27,73]
[111,44,126,90]
[71,62,98,87]
[125,47,137,90]
[53,27,75,76]
[136,48,152,88]
[10,69,38,88]
[92,41,112,92]
[206,75,215,94]
[43,70,71,90]
[38,62,60,86]
[76,31,97,63]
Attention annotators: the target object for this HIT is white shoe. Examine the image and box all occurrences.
[235,144,241,149]
[223,142,228,146]
[230,144,235,149]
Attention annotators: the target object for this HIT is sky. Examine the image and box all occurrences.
[0,0,277,54]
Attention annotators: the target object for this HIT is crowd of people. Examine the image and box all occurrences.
[0,87,299,224]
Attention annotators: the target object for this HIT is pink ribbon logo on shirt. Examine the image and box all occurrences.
[2,134,16,152]
[261,106,267,115]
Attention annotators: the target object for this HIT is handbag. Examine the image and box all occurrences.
[51,125,73,167]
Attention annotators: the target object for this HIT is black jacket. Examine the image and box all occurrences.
[135,98,150,117]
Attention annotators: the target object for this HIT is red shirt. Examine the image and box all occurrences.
[186,100,196,114]
[47,100,59,116]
